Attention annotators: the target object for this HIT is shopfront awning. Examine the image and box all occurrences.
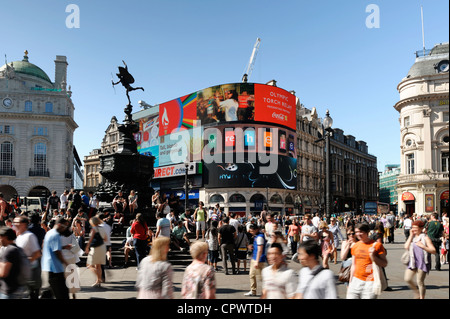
[401,192,415,201]
[440,190,449,200]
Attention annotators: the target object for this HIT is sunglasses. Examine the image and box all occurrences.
[347,232,355,236]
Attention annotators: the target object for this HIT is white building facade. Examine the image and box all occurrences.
[394,43,449,216]
[0,51,78,200]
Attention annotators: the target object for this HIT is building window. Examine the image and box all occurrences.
[0,125,14,135]
[45,102,53,113]
[25,100,32,112]
[444,112,449,122]
[0,142,13,174]
[406,153,415,174]
[404,116,410,127]
[442,152,449,172]
[33,127,48,136]
[34,143,47,173]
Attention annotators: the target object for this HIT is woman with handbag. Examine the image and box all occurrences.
[404,220,436,299]
[339,225,358,287]
[84,216,107,288]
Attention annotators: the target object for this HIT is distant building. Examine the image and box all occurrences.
[394,42,449,216]
[379,164,401,211]
[329,128,378,213]
[83,116,120,192]
[296,103,325,215]
[0,51,78,199]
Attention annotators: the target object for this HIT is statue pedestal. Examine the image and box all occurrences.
[96,105,155,222]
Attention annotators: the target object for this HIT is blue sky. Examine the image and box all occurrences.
[2,0,449,171]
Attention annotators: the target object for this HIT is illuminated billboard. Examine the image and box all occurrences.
[204,154,297,190]
[157,82,296,134]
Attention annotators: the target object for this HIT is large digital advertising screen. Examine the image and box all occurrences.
[203,154,297,190]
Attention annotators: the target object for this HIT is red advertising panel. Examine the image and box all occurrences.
[159,93,197,136]
[254,84,296,130]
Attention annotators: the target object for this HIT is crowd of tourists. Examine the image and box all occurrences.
[0,190,448,300]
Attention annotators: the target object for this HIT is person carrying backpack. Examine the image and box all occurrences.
[0,226,30,299]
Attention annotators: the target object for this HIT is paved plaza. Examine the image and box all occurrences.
[72,228,449,300]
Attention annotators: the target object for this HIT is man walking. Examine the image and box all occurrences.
[13,216,42,299]
[41,217,70,299]
[245,223,267,296]
[427,213,444,271]
[218,217,237,275]
[386,211,396,243]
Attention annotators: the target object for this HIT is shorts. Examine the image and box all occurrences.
[236,249,248,260]
[208,250,219,263]
[441,248,448,255]
[196,221,206,231]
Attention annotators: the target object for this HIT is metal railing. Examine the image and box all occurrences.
[0,168,16,176]
[29,169,50,177]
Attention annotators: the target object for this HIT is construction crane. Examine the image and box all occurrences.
[242,37,261,83]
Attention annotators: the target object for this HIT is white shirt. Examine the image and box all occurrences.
[403,218,412,230]
[301,224,318,242]
[312,216,321,229]
[220,99,238,121]
[262,264,297,299]
[60,194,68,209]
[229,218,240,231]
[296,265,337,299]
[100,222,112,246]
[15,231,41,267]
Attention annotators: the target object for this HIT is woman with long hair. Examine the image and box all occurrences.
[131,213,153,267]
[84,216,107,288]
[135,237,173,299]
[328,217,344,264]
[318,221,334,269]
[404,220,436,299]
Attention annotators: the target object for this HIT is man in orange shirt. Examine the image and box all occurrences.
[347,223,387,299]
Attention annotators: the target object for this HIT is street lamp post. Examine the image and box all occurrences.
[315,109,333,224]
[184,160,189,213]
[323,110,333,224]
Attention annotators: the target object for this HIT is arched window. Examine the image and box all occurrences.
[45,102,53,113]
[250,193,266,203]
[229,193,246,203]
[285,195,294,205]
[270,194,283,204]
[0,142,13,175]
[34,143,47,174]
[25,100,32,112]
[210,194,225,203]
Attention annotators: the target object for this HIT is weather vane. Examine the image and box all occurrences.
[112,60,144,105]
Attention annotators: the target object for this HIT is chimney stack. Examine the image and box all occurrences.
[54,55,68,90]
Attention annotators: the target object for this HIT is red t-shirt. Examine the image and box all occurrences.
[131,221,148,240]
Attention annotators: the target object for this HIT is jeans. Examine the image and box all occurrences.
[133,238,149,267]
[48,272,69,299]
[0,286,25,299]
[289,236,298,255]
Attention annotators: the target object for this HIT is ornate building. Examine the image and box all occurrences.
[83,116,120,192]
[329,128,378,213]
[0,51,78,199]
[394,42,449,216]
[296,103,325,215]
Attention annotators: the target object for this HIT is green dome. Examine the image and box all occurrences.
[0,56,52,84]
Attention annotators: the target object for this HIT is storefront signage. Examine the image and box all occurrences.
[401,192,415,201]
[153,163,197,179]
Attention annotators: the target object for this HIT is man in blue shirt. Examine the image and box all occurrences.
[245,223,267,296]
[41,217,69,299]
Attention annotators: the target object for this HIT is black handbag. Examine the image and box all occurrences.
[90,228,104,247]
